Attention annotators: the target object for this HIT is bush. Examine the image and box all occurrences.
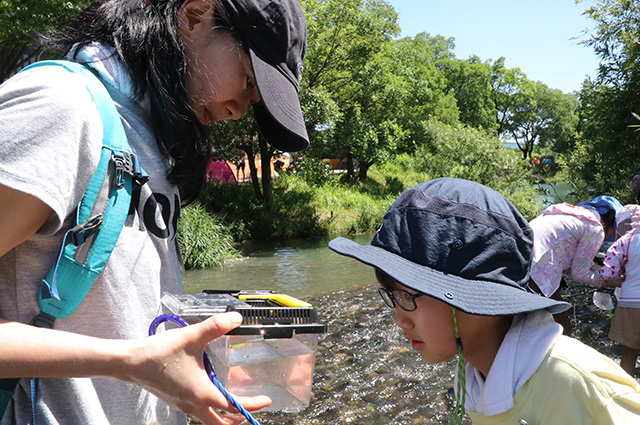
[415,120,523,185]
[177,204,238,269]
[411,120,543,219]
[290,156,335,186]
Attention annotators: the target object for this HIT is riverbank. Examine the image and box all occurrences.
[180,154,546,270]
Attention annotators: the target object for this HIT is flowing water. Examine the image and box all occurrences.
[184,235,468,424]
[184,231,625,425]
[183,234,377,298]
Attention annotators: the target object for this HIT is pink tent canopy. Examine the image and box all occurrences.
[206,160,237,184]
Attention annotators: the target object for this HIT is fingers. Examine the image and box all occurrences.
[194,312,243,347]
[229,394,272,411]
[192,396,271,425]
[196,408,247,425]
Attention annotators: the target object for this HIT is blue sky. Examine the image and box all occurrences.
[385,0,600,94]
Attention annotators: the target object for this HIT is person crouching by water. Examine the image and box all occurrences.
[528,196,622,335]
[329,178,640,425]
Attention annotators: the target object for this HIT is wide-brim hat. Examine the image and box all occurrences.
[577,195,622,215]
[616,204,640,235]
[223,0,309,152]
[329,178,570,316]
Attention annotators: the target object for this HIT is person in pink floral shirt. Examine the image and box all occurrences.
[529,196,621,334]
[601,204,640,376]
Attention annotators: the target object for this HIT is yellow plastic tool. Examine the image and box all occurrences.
[238,293,311,307]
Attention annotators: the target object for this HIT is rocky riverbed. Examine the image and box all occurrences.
[190,280,630,425]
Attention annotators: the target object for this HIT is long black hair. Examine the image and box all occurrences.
[48,0,231,204]
[601,209,617,236]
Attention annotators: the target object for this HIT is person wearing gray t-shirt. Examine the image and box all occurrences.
[0,1,309,424]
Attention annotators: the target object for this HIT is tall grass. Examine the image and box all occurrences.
[177,204,238,269]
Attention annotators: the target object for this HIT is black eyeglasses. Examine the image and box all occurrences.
[378,287,425,312]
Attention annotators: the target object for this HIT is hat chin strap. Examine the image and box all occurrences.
[452,308,466,425]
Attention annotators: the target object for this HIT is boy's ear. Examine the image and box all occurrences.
[178,0,215,35]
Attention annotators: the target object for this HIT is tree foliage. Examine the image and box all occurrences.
[565,0,640,199]
[0,0,91,82]
[0,0,587,203]
[441,55,498,133]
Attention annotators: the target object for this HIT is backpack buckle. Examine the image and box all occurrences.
[111,151,149,188]
[111,151,130,189]
[29,312,57,329]
[70,214,103,246]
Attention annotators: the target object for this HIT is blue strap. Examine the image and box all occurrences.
[30,378,38,425]
[24,60,147,319]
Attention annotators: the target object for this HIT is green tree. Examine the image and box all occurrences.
[490,58,534,141]
[301,0,400,179]
[489,59,578,161]
[565,0,640,198]
[0,0,91,82]
[507,82,578,160]
[390,33,459,152]
[441,55,498,134]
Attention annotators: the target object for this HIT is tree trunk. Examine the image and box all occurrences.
[242,143,263,201]
[358,161,373,181]
[258,134,274,206]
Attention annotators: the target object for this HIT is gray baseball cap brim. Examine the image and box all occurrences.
[250,49,309,152]
[222,0,309,152]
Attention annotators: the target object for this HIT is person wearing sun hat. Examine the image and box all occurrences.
[329,178,640,425]
[0,0,308,424]
[528,195,622,334]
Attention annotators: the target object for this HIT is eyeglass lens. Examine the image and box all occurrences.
[378,288,395,308]
[377,288,418,311]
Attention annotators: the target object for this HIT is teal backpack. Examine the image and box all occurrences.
[0,60,149,418]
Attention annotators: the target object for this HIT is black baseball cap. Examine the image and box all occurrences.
[222,0,309,152]
[329,178,570,316]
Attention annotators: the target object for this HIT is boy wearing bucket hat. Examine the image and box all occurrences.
[329,178,640,424]
[601,204,640,377]
[0,0,307,424]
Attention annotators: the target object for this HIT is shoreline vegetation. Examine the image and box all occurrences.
[177,150,612,271]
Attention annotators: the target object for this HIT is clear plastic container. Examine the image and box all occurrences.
[160,291,326,412]
[161,292,250,319]
[206,333,319,412]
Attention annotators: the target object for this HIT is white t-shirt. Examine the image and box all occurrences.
[0,47,186,425]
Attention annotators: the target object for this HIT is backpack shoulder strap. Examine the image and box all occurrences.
[26,60,149,323]
[0,59,149,419]
[22,60,150,322]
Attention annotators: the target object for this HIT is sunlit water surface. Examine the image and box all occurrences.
[184,234,623,424]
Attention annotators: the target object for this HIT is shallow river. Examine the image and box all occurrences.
[184,235,467,424]
[183,234,377,298]
[184,233,623,425]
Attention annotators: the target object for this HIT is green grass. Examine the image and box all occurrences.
[177,204,238,269]
[179,152,549,269]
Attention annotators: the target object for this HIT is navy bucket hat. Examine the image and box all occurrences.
[329,178,570,316]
